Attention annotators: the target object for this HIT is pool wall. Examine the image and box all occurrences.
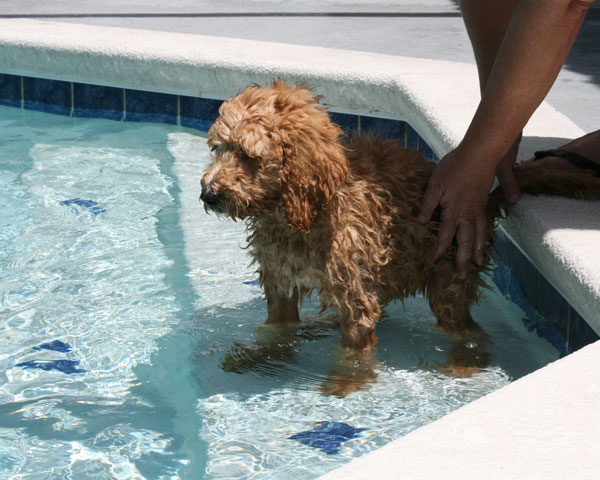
[1,19,599,479]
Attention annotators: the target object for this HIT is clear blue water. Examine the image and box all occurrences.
[0,106,559,479]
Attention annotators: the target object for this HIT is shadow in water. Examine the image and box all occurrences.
[186,295,496,398]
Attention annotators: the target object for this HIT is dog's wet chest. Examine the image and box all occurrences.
[249,223,325,287]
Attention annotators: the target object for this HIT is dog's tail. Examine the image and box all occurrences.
[514,163,600,200]
[488,165,600,218]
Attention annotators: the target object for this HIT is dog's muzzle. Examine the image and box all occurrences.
[200,184,222,211]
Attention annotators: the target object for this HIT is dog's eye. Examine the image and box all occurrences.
[208,143,217,152]
[239,150,253,162]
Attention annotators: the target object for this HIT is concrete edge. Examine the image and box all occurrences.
[0,19,598,478]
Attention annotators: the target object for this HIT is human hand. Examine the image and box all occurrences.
[418,147,496,277]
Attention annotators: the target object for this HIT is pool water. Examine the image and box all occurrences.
[0,106,559,479]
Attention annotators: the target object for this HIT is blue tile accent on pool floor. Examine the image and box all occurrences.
[16,340,88,374]
[288,421,366,455]
[16,359,87,374]
[33,340,72,353]
[1,71,594,354]
[60,198,106,216]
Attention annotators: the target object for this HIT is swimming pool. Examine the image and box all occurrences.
[0,105,561,479]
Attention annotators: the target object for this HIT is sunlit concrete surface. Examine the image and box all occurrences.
[1,0,599,132]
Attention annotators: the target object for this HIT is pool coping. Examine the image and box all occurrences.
[1,19,599,480]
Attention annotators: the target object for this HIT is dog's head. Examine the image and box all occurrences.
[200,80,348,233]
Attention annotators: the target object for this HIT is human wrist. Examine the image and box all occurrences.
[452,140,502,179]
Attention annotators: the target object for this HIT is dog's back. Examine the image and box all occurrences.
[341,133,448,304]
[344,132,434,197]
[346,131,600,222]
[342,131,600,319]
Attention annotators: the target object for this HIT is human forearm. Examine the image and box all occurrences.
[460,0,592,164]
[460,0,520,90]
[419,0,592,275]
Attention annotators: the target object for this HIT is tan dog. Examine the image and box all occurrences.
[200,80,600,392]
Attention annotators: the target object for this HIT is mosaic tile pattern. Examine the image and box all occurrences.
[0,71,595,353]
[0,73,21,108]
[180,95,222,131]
[74,82,123,120]
[126,89,178,124]
[493,229,599,354]
[23,77,71,115]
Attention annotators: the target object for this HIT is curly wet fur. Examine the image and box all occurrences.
[201,79,600,352]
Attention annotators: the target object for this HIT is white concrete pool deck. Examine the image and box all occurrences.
[0,10,598,480]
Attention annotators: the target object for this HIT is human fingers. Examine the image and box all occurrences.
[455,221,475,278]
[496,156,520,203]
[418,179,443,224]
[473,212,487,267]
[434,207,458,262]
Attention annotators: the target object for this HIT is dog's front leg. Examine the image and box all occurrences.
[426,259,491,376]
[265,283,301,324]
[219,283,300,374]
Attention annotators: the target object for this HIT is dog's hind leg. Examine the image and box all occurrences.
[265,284,301,324]
[426,259,478,333]
[426,261,491,376]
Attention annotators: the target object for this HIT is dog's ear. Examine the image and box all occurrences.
[280,117,348,233]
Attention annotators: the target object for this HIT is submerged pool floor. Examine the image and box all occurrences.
[0,107,559,479]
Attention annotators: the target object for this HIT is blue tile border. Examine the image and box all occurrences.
[493,229,599,354]
[0,71,595,354]
[359,116,405,140]
[23,77,71,115]
[0,72,440,158]
[180,95,222,131]
[0,72,224,129]
[126,89,178,124]
[329,112,358,135]
[492,258,569,356]
[568,306,599,351]
[0,72,21,108]
[74,82,123,120]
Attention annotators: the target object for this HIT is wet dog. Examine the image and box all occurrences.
[200,80,600,394]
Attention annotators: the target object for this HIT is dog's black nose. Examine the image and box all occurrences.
[200,186,220,206]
